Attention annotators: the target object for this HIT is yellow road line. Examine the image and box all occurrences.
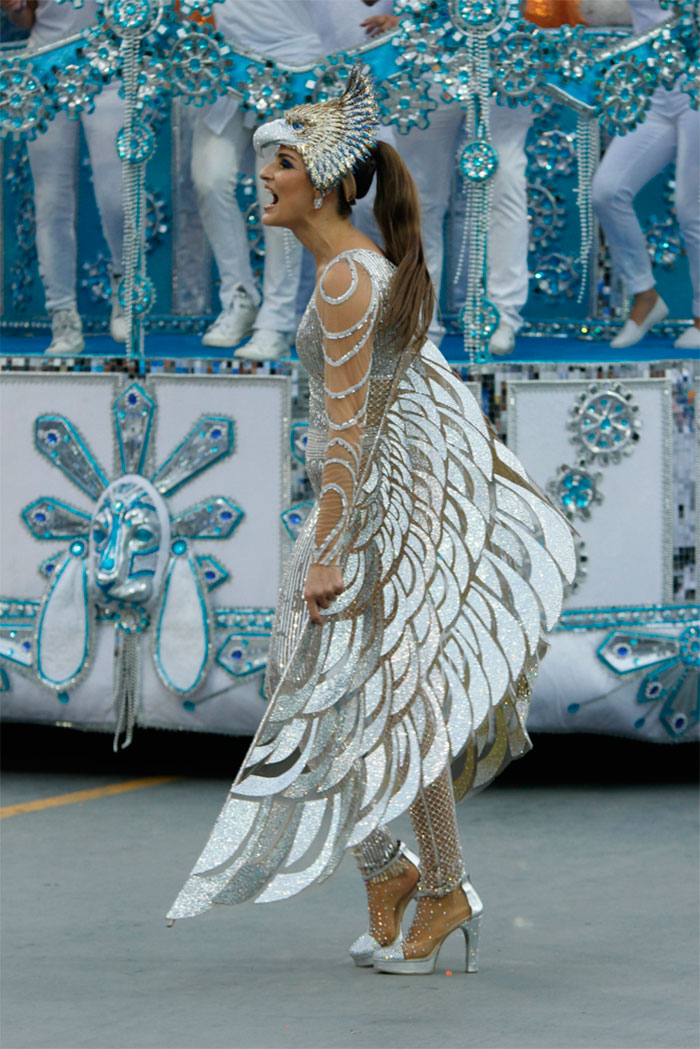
[0,776,181,819]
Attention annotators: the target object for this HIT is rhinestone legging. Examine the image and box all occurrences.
[353,768,465,896]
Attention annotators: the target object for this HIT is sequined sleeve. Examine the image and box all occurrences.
[313,254,379,566]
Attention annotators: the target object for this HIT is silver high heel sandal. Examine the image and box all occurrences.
[373,877,483,975]
[348,843,420,967]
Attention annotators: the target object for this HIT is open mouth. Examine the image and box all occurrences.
[264,190,279,211]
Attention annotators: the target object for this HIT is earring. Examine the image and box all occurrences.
[313,196,324,211]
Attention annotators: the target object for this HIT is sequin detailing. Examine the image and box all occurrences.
[167,248,576,922]
[253,65,379,195]
[352,825,399,881]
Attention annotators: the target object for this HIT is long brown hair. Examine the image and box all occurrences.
[373,141,435,352]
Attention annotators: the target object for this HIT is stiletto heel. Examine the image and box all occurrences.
[348,843,419,967]
[373,877,484,975]
[462,877,483,973]
[462,914,481,973]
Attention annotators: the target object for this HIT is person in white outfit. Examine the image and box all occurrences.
[2,0,126,356]
[592,0,700,351]
[309,0,397,246]
[191,0,324,360]
[362,6,532,352]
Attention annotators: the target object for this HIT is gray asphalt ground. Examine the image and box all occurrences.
[1,768,698,1049]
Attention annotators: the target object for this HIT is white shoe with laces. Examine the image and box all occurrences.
[45,308,85,356]
[489,320,515,356]
[202,289,257,348]
[234,328,293,361]
[673,325,700,351]
[610,297,668,348]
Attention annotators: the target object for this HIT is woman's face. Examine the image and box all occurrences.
[259,147,316,228]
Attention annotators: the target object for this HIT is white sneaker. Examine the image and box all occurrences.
[110,298,127,343]
[202,289,257,348]
[45,308,85,356]
[489,320,515,356]
[234,328,293,361]
[610,297,668,348]
[673,325,700,351]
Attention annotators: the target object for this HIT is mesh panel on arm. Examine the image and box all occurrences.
[313,256,379,566]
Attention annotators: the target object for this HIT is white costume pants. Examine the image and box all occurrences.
[191,107,302,332]
[592,87,700,316]
[487,105,533,331]
[397,101,532,336]
[396,103,463,339]
[27,83,124,314]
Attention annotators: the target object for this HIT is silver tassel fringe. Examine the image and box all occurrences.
[112,628,140,751]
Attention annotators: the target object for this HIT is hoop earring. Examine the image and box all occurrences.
[313,196,324,211]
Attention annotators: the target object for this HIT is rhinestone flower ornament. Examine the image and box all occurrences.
[253,64,379,195]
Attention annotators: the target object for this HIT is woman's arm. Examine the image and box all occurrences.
[303,256,378,625]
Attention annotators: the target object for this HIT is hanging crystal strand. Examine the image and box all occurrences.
[456,33,496,366]
[112,627,140,751]
[575,113,600,306]
[119,33,147,362]
[283,228,295,277]
[453,34,476,289]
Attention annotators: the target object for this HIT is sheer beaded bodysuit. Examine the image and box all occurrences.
[168,248,575,921]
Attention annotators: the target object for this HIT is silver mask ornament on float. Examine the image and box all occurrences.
[90,475,171,606]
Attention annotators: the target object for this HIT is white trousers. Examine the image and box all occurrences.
[397,101,532,335]
[27,82,125,314]
[191,107,302,331]
[487,105,533,330]
[592,87,700,316]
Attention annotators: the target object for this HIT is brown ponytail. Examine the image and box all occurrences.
[373,140,435,352]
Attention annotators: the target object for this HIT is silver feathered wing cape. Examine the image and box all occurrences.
[168,250,575,918]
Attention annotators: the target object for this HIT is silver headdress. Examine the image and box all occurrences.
[253,64,380,195]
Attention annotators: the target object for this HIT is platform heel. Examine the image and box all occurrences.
[373,877,484,975]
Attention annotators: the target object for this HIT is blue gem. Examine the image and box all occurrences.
[22,641,31,651]
[47,432,58,445]
[615,645,629,657]
[211,428,222,439]
[58,692,69,704]
[634,717,645,729]
[221,511,232,521]
[232,650,242,660]
[35,512,46,523]
[128,393,137,405]
[46,564,54,573]
[290,513,301,524]
[172,539,187,555]
[567,703,580,714]
[183,700,195,712]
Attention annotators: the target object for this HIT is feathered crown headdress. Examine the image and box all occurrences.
[253,64,380,195]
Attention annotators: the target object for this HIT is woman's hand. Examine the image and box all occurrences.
[304,563,344,625]
[360,13,400,36]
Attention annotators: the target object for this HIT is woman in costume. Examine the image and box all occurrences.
[168,67,576,975]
